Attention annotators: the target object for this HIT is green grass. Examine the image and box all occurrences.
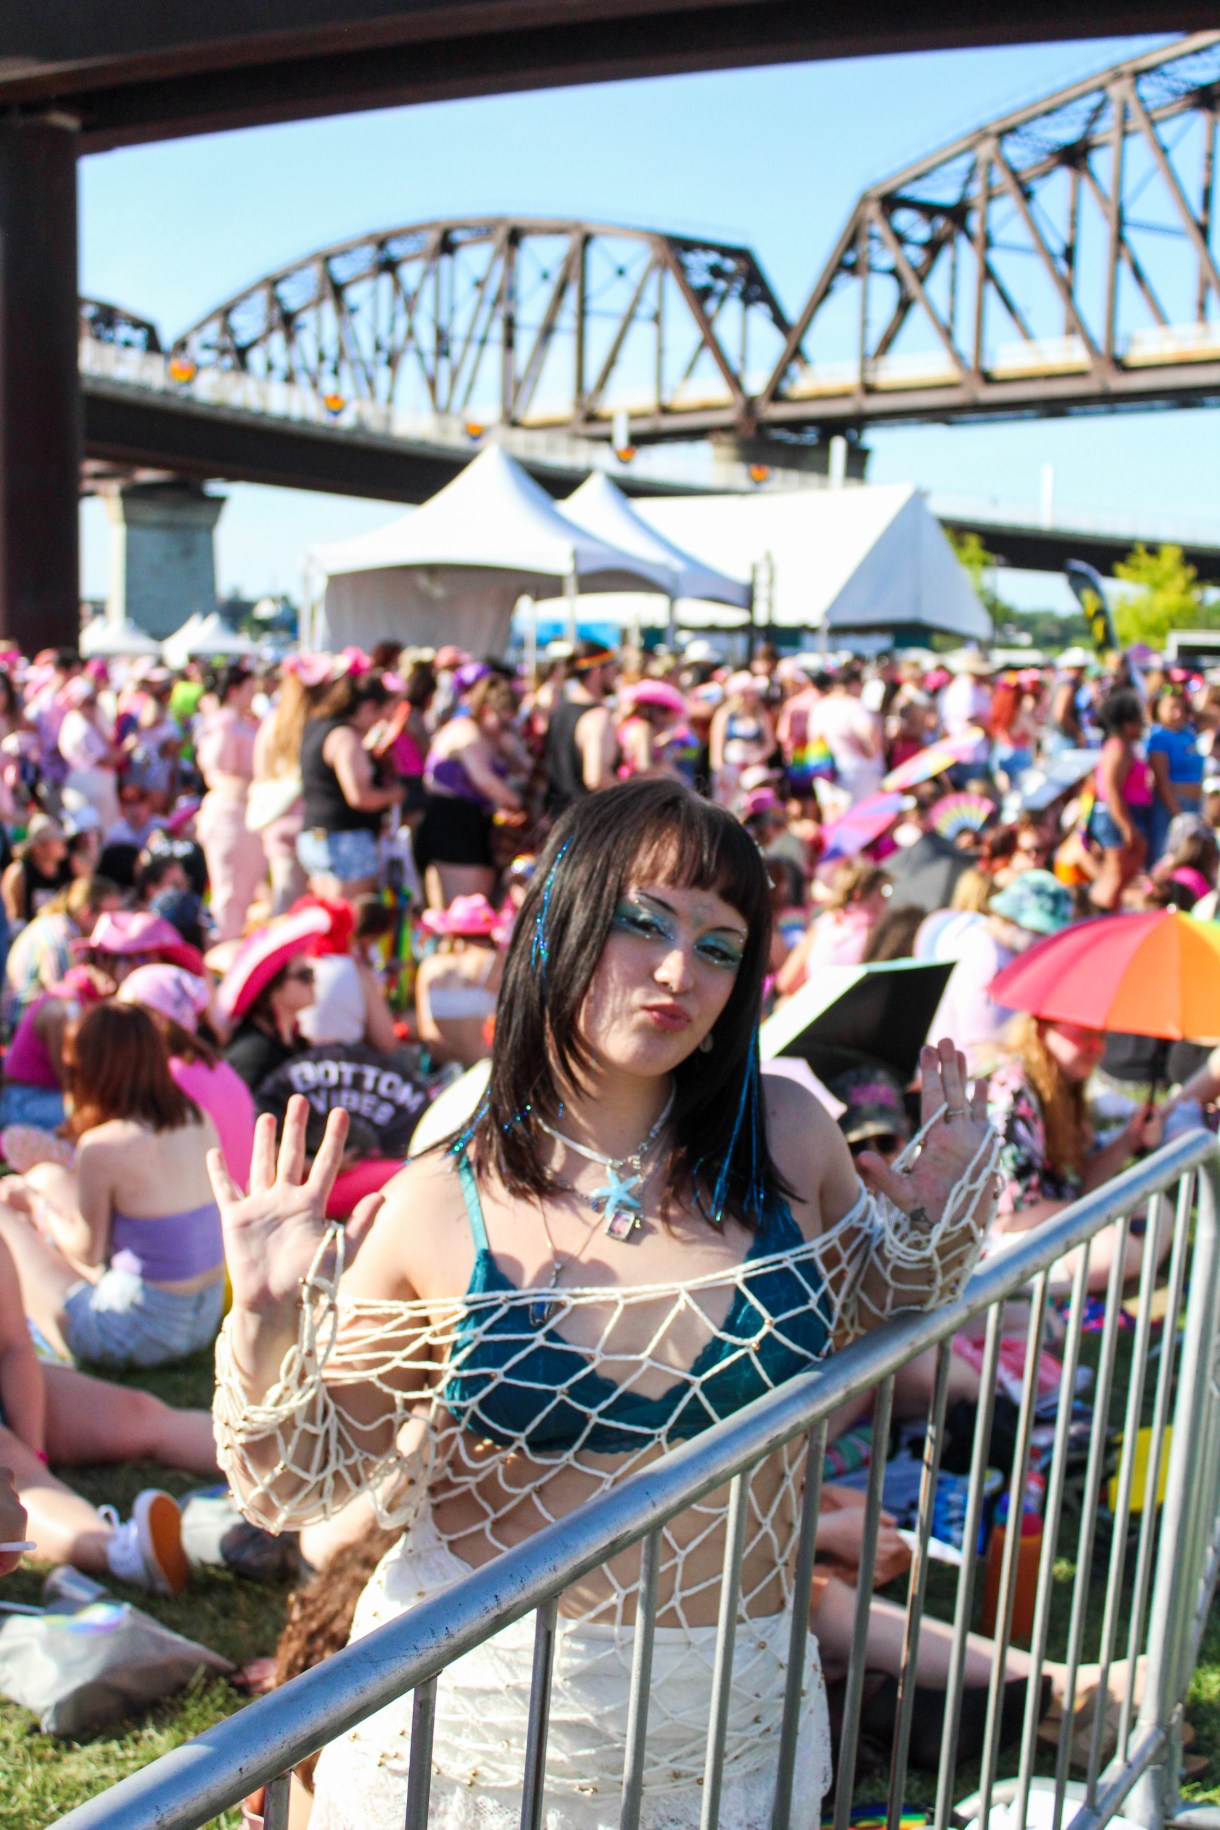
[3,1330,1218,1829]
[0,1351,288,1830]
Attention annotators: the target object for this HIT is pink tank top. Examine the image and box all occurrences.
[1096,740,1154,808]
[4,995,61,1089]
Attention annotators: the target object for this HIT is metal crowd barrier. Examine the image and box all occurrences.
[51,1130,1220,1830]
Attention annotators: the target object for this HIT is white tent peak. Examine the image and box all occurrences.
[161,611,258,668]
[311,446,673,593]
[562,473,750,608]
[80,616,163,658]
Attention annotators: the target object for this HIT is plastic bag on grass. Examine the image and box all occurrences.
[0,1596,232,1735]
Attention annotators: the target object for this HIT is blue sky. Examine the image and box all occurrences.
[77,32,1218,612]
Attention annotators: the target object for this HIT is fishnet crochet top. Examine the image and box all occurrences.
[215,1115,999,1630]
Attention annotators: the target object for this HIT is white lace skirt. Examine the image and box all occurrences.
[311,1510,833,1830]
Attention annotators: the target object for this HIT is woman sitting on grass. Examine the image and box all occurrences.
[0,1002,225,1369]
[0,1235,216,1594]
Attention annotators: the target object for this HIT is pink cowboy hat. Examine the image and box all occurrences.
[619,680,687,717]
[217,905,332,1023]
[420,894,501,939]
[74,910,204,976]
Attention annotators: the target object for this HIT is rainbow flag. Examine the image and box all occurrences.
[787,736,836,791]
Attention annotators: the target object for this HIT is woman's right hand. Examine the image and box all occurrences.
[208,1097,385,1316]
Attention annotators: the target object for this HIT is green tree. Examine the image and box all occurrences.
[1111,543,1220,648]
[946,528,1010,623]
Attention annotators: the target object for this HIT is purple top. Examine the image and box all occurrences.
[426,753,491,808]
[110,1200,224,1283]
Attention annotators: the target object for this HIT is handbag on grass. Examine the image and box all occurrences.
[0,1594,232,1735]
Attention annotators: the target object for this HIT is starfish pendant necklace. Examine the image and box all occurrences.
[537,1089,674,1244]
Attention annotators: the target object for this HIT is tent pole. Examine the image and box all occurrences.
[522,595,537,681]
[565,571,578,643]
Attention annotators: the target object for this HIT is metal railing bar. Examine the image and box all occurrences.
[771,1422,827,1830]
[620,1528,661,1830]
[978,1271,1050,1830]
[403,1679,437,1830]
[1062,1723,1168,1830]
[887,1342,953,1830]
[934,1302,1003,1830]
[260,1772,291,1830]
[1130,1157,1220,1830]
[1014,1241,1093,1830]
[1053,1212,1134,1830]
[1087,1191,1167,1800]
[1185,1514,1220,1678]
[833,1374,895,1830]
[520,1597,558,1830]
[48,1133,1220,1830]
[700,1472,750,1830]
[1140,1157,1220,1735]
[1120,1174,1194,1752]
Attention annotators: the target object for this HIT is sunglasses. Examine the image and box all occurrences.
[282,964,315,985]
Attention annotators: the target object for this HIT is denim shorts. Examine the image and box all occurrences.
[61,1267,225,1368]
[0,1084,66,1130]
[1089,803,1152,851]
[297,826,381,883]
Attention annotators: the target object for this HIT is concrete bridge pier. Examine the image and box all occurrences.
[103,481,225,640]
[0,116,81,654]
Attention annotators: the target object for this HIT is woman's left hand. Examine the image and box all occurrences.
[855,1040,991,1223]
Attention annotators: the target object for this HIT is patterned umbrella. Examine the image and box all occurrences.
[821,791,907,863]
[883,728,987,792]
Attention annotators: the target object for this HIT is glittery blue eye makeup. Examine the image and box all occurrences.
[695,935,745,971]
[611,899,675,943]
[611,897,745,971]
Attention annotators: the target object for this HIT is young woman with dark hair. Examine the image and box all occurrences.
[210,779,999,1830]
[0,1002,225,1368]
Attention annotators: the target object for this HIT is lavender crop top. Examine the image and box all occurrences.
[109,1200,224,1283]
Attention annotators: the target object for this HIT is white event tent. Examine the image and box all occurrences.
[637,483,991,641]
[162,612,259,668]
[561,474,750,612]
[80,616,163,658]
[307,448,675,655]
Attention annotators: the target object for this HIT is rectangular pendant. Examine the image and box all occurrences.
[605,1210,641,1242]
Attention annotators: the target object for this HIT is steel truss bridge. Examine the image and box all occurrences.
[80,33,1220,470]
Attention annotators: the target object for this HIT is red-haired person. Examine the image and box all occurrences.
[0,1002,225,1369]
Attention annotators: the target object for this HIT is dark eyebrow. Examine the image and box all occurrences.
[635,889,748,940]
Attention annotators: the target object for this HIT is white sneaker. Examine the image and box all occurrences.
[100,1490,189,1596]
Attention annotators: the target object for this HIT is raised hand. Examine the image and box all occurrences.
[855,1039,992,1225]
[208,1096,384,1316]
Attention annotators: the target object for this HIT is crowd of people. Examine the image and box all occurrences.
[0,626,1211,1826]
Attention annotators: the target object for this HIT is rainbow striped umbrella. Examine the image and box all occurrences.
[990,909,1220,1041]
[883,727,987,791]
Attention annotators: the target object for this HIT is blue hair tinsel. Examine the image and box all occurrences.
[449,1088,491,1160]
[530,837,571,983]
[708,1034,766,1228]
